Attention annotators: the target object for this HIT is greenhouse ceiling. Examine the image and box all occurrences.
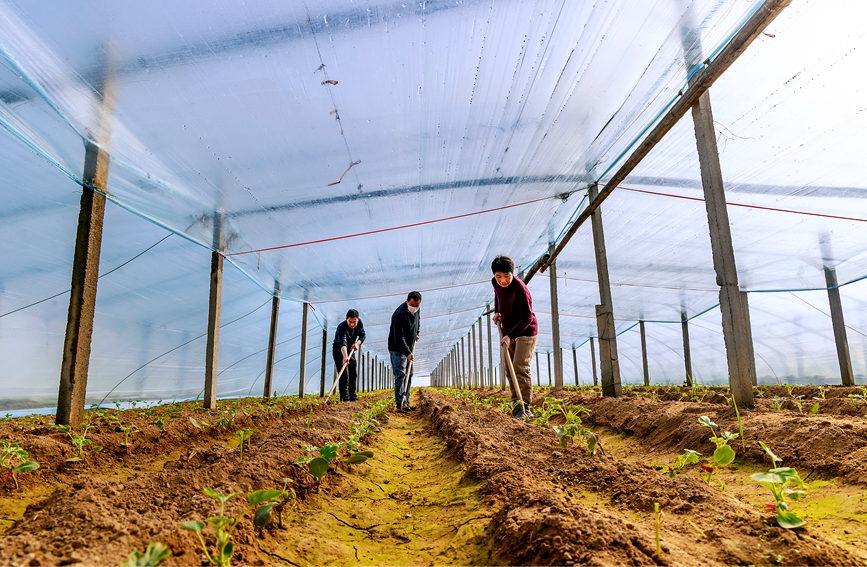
[1,0,866,407]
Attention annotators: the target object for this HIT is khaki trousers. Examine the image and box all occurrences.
[507,335,536,406]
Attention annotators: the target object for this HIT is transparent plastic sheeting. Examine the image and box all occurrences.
[1,0,865,409]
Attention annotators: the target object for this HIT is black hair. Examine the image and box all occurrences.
[407,291,422,302]
[491,255,514,274]
[346,309,359,319]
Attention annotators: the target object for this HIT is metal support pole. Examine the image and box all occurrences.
[548,245,564,389]
[590,337,598,386]
[692,90,756,408]
[263,291,280,398]
[460,336,466,388]
[299,303,309,398]
[640,320,650,387]
[319,328,327,397]
[682,312,693,387]
[572,347,579,386]
[204,212,225,410]
[546,351,552,386]
[57,140,110,427]
[589,184,622,398]
[825,267,855,386]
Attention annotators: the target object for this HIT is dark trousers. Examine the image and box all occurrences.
[332,349,357,402]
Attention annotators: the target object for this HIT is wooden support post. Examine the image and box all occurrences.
[681,313,693,387]
[461,336,467,388]
[589,184,622,398]
[548,246,564,389]
[57,139,110,427]
[263,291,280,399]
[486,311,494,389]
[590,337,598,386]
[692,91,756,408]
[319,328,327,397]
[825,267,855,386]
[203,212,225,410]
[572,347,579,386]
[299,303,309,398]
[640,321,650,387]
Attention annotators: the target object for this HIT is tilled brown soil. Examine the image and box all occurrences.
[0,395,386,566]
[419,386,867,567]
[0,384,864,566]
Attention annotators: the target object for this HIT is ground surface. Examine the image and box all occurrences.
[0,384,865,566]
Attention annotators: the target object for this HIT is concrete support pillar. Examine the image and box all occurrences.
[478,318,484,389]
[486,311,494,389]
[460,336,466,388]
[319,328,328,397]
[366,351,371,392]
[548,245,564,389]
[57,140,110,427]
[535,352,541,387]
[572,347,579,386]
[589,184,622,398]
[263,291,280,399]
[590,337,598,387]
[640,320,650,387]
[825,267,855,386]
[682,312,693,387]
[692,90,756,408]
[471,325,478,388]
[299,303,309,398]
[203,212,225,410]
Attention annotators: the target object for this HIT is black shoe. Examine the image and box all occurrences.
[403,405,417,411]
[349,397,358,402]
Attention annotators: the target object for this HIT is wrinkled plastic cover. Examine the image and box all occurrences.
[1,0,864,409]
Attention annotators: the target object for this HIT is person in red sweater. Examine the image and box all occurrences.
[491,255,538,418]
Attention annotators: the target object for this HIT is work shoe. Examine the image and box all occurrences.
[510,402,525,418]
[402,405,417,412]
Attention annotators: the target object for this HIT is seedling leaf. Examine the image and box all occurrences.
[308,457,330,481]
[344,454,369,464]
[776,510,807,529]
[179,521,205,533]
[254,503,276,528]
[247,489,283,506]
[13,461,38,473]
[713,445,736,467]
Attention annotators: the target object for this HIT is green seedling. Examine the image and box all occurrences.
[751,441,808,529]
[253,478,297,529]
[660,449,700,478]
[813,386,827,401]
[553,423,600,456]
[188,417,211,432]
[770,396,786,411]
[305,407,314,429]
[697,416,737,485]
[153,415,168,432]
[120,542,171,567]
[809,403,820,414]
[654,502,663,557]
[0,440,39,489]
[120,424,138,449]
[53,424,103,462]
[729,394,746,450]
[848,386,867,404]
[180,487,283,566]
[235,428,254,462]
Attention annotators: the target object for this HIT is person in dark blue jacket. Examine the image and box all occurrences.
[332,309,366,402]
[388,291,421,411]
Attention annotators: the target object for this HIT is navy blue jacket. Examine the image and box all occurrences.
[388,303,420,356]
[332,319,366,352]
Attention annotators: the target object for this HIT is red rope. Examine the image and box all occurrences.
[621,186,867,223]
[225,196,553,256]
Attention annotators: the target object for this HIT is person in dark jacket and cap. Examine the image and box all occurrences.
[332,309,366,402]
[388,291,421,411]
